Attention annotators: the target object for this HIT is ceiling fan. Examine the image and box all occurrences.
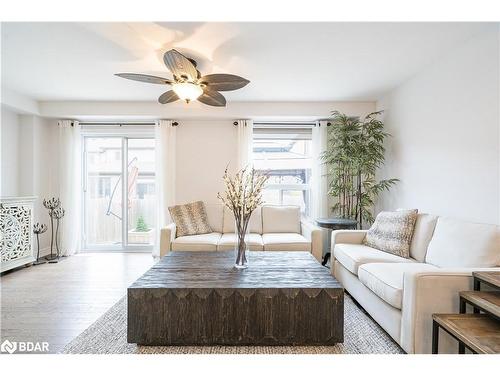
[115,49,250,107]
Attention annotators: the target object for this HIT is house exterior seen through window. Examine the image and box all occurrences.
[252,125,313,216]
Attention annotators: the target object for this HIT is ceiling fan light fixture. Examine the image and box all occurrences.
[172,82,203,103]
[116,49,249,107]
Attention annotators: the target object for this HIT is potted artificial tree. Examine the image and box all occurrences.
[322,110,398,228]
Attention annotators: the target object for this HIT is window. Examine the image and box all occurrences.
[252,124,313,216]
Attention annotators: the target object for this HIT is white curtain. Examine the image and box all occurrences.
[310,120,329,220]
[58,120,82,256]
[236,119,253,170]
[154,120,176,257]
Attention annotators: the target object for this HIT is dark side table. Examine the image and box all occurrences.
[316,218,358,266]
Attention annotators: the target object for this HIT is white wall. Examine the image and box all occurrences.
[28,116,60,251]
[2,87,39,115]
[1,106,20,196]
[0,108,59,250]
[376,27,500,224]
[175,120,238,205]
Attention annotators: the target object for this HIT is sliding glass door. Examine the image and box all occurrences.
[83,136,156,251]
[126,139,156,247]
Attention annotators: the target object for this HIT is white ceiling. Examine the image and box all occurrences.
[1,22,492,102]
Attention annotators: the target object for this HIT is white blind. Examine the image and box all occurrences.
[253,124,313,140]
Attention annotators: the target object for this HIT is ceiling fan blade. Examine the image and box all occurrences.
[199,74,250,91]
[197,90,226,107]
[115,73,173,85]
[163,49,199,82]
[158,90,179,104]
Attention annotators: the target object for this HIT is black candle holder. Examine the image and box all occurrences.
[43,197,60,261]
[33,223,48,265]
[49,207,65,263]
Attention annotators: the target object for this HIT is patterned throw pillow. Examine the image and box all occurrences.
[168,201,213,237]
[364,209,418,258]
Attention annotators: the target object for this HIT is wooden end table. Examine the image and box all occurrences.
[315,218,358,266]
[432,271,500,354]
[432,314,500,354]
[472,271,500,291]
[128,251,344,346]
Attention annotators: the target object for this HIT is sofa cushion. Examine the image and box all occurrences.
[262,205,301,234]
[262,233,310,251]
[358,263,438,309]
[364,209,418,258]
[217,233,263,251]
[171,232,221,251]
[222,207,263,234]
[168,201,212,237]
[334,244,415,275]
[425,217,500,268]
[409,213,439,262]
[204,203,224,233]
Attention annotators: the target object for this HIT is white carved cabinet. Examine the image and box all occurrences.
[1,196,36,272]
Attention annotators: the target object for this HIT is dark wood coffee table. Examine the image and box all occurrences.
[127,251,344,346]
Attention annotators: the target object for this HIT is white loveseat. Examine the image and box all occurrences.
[160,204,323,262]
[332,214,500,354]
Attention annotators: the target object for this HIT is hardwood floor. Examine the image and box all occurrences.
[0,252,155,353]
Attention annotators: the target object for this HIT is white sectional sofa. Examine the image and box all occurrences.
[160,204,323,261]
[332,214,500,354]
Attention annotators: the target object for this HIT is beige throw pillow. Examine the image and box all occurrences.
[364,209,418,258]
[168,201,213,237]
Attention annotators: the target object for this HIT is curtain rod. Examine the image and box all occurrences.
[241,121,318,128]
[79,122,154,126]
[249,122,332,128]
[252,121,317,126]
[79,121,179,126]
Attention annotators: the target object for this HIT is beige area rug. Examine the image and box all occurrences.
[60,295,404,354]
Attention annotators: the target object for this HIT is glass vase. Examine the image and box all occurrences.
[234,220,249,269]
